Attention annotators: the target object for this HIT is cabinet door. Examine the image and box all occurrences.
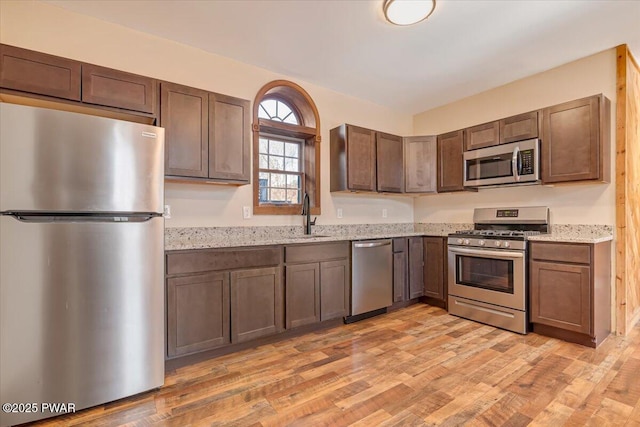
[0,44,80,101]
[376,132,403,193]
[285,263,320,328]
[437,130,464,192]
[160,82,209,177]
[404,135,437,193]
[81,64,156,114]
[393,250,407,302]
[230,266,283,343]
[530,260,591,334]
[166,272,230,357]
[500,111,539,144]
[423,237,445,301]
[464,121,499,151]
[209,93,250,182]
[346,125,376,191]
[542,95,606,183]
[408,237,424,299]
[320,259,349,321]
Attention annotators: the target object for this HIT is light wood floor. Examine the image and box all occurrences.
[29,304,640,426]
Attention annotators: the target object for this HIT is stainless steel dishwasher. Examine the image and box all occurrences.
[348,239,393,322]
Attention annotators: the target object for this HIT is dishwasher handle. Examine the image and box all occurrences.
[354,241,392,248]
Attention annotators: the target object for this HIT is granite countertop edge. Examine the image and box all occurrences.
[165,223,614,251]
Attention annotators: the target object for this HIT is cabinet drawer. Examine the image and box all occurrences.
[530,242,590,264]
[284,242,349,263]
[167,247,282,275]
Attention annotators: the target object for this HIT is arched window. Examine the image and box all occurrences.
[253,80,321,215]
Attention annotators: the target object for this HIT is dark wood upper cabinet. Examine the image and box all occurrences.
[81,64,156,114]
[423,237,446,302]
[376,132,403,193]
[408,237,424,299]
[542,94,610,184]
[437,130,465,193]
[464,121,499,151]
[330,124,376,192]
[166,272,230,358]
[0,44,81,101]
[208,93,250,183]
[499,111,539,144]
[160,82,209,178]
[404,135,437,193]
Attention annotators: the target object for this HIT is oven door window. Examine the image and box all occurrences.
[456,255,514,294]
[466,152,513,181]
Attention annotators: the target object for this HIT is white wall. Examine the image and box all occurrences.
[0,0,414,228]
[412,49,617,226]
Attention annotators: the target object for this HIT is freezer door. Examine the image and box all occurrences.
[0,215,164,427]
[0,103,164,213]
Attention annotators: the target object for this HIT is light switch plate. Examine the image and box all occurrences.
[243,206,251,219]
[382,208,388,218]
[337,208,343,218]
[164,204,171,219]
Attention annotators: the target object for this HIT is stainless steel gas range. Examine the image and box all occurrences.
[447,206,550,334]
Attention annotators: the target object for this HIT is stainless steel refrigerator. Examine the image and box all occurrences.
[0,103,165,426]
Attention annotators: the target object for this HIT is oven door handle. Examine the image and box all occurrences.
[448,246,524,259]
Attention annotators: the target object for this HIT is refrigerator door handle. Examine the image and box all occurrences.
[5,213,158,223]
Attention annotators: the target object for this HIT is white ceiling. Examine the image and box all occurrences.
[45,0,640,115]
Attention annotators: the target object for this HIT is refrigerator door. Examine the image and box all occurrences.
[0,103,164,213]
[0,215,164,427]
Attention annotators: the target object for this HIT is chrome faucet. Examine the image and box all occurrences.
[301,192,317,235]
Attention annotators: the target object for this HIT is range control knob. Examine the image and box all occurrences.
[457,238,463,245]
[503,241,511,248]
[464,239,470,245]
[494,240,501,247]
[479,240,486,246]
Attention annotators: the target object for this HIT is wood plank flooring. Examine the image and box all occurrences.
[26,304,640,426]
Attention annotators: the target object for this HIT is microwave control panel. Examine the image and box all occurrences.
[520,149,534,175]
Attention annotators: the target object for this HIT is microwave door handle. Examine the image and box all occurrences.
[512,146,521,182]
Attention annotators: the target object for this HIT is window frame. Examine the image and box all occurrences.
[258,132,305,206]
[252,80,321,216]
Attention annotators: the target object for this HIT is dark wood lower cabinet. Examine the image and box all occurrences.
[392,238,408,303]
[423,237,446,303]
[285,263,320,328]
[320,259,349,321]
[166,272,230,357]
[529,241,611,347]
[230,266,283,344]
[408,237,424,299]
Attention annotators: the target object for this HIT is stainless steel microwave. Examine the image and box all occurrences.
[463,138,540,187]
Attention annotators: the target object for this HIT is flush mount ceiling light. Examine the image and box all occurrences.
[383,0,436,26]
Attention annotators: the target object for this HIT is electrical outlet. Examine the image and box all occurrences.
[382,208,388,218]
[243,206,251,219]
[164,204,171,219]
[337,208,343,219]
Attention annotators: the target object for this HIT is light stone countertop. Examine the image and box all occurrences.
[527,225,614,244]
[165,223,613,251]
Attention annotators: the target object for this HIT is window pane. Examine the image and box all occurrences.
[269,156,284,170]
[269,140,284,155]
[270,173,286,188]
[283,113,298,125]
[270,188,286,202]
[285,157,299,172]
[259,99,277,119]
[259,138,268,154]
[286,190,300,204]
[285,142,299,157]
[259,154,268,169]
[286,174,300,189]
